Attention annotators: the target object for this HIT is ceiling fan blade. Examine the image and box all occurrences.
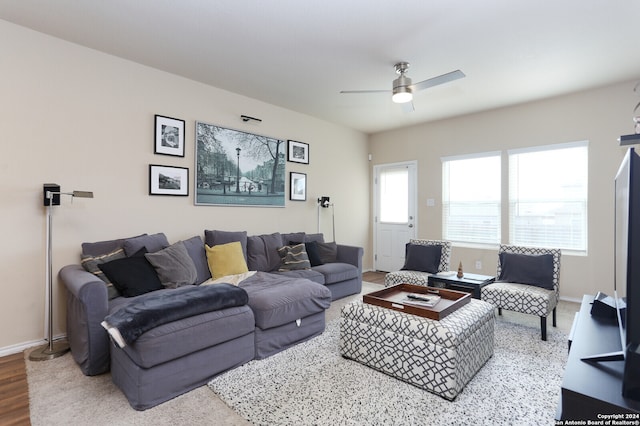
[400,100,414,113]
[411,69,465,92]
[340,89,390,94]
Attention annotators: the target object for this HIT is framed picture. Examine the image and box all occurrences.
[290,172,307,201]
[287,140,309,164]
[149,165,189,196]
[195,122,286,207]
[155,115,185,157]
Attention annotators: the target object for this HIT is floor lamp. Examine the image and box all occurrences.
[29,184,93,361]
[317,196,335,242]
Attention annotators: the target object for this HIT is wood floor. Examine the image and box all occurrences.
[0,352,30,426]
[0,272,386,425]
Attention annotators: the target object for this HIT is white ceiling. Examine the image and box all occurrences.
[1,1,639,134]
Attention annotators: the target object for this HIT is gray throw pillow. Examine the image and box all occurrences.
[277,244,311,271]
[181,235,211,284]
[145,241,198,289]
[498,252,554,290]
[316,241,338,264]
[123,233,169,256]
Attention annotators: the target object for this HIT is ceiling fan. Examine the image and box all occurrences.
[340,62,465,111]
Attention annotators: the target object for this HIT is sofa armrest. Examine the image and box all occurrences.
[335,244,363,272]
[59,264,110,376]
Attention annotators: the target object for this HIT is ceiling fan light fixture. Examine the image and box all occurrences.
[392,89,413,104]
[392,73,413,103]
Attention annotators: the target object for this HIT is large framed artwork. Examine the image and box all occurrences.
[149,165,189,196]
[290,172,307,201]
[195,122,286,207]
[154,115,185,157]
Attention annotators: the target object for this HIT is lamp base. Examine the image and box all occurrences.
[28,339,70,361]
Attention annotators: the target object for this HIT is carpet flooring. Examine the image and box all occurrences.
[208,317,568,426]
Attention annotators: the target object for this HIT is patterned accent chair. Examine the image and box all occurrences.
[480,244,561,341]
[384,239,452,287]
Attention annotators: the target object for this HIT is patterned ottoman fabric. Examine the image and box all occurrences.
[384,239,452,288]
[339,299,494,400]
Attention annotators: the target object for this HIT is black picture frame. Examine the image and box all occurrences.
[149,165,189,196]
[287,140,309,164]
[194,122,286,207]
[290,172,307,201]
[154,115,185,157]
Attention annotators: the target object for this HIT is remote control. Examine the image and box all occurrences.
[407,293,432,302]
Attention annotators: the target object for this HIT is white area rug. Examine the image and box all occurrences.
[209,318,568,426]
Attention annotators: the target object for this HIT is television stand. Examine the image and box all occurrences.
[559,295,640,420]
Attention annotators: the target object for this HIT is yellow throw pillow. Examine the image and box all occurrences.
[205,241,249,279]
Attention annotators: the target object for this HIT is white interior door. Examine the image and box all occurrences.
[374,161,417,272]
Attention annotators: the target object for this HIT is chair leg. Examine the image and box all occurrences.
[541,316,547,341]
[552,307,557,327]
[498,307,502,316]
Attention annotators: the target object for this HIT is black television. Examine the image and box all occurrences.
[619,147,640,399]
[582,147,640,399]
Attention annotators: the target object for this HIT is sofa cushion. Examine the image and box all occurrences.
[123,233,170,257]
[247,233,283,272]
[281,232,305,245]
[81,234,146,257]
[401,243,442,273]
[205,241,249,279]
[204,230,248,260]
[239,271,331,330]
[316,241,338,264]
[98,248,163,297]
[80,248,126,299]
[277,244,311,271]
[272,269,325,284]
[312,262,359,284]
[115,303,255,369]
[144,241,198,289]
[498,252,554,290]
[304,233,325,243]
[181,236,211,284]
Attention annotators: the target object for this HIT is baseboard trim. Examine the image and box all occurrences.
[0,334,67,357]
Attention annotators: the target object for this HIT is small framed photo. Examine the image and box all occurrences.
[149,165,189,196]
[155,115,185,157]
[290,172,307,201]
[287,140,309,164]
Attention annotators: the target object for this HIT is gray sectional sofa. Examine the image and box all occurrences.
[60,230,363,410]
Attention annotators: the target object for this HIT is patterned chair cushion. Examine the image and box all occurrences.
[384,239,452,287]
[481,244,561,316]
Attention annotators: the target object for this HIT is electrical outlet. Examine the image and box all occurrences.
[475,260,482,270]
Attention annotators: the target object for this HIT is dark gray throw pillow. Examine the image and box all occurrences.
[98,248,163,297]
[316,241,338,264]
[145,241,198,289]
[498,252,554,290]
[401,243,442,273]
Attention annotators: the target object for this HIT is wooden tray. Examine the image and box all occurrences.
[363,283,471,320]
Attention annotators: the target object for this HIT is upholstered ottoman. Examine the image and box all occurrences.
[340,299,495,400]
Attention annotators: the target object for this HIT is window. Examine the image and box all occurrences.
[379,166,408,223]
[442,152,501,245]
[508,141,588,252]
